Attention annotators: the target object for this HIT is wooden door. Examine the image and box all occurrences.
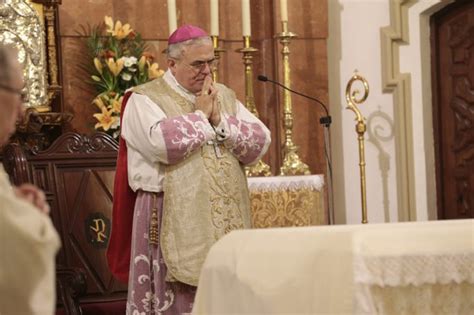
[431,0,474,219]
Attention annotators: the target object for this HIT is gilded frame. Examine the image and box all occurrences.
[0,0,54,111]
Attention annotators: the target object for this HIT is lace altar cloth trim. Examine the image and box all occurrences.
[354,253,474,287]
[354,282,474,314]
[247,175,324,192]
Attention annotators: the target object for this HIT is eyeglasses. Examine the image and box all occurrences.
[0,83,28,103]
[185,58,218,72]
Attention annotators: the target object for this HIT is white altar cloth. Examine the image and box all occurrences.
[192,219,474,314]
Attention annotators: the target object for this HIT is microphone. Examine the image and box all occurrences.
[257,75,331,127]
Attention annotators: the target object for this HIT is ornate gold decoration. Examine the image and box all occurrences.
[0,0,50,110]
[84,212,110,249]
[237,36,272,177]
[211,35,225,83]
[277,21,310,175]
[44,5,59,90]
[345,71,370,224]
[246,159,272,177]
[16,107,73,134]
[152,77,251,286]
[202,145,247,236]
[149,193,159,245]
[89,219,107,243]
[1,1,70,145]
[250,187,325,228]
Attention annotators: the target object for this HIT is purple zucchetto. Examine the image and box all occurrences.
[168,24,208,45]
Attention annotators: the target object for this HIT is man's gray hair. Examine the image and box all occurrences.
[0,45,17,85]
[166,36,212,60]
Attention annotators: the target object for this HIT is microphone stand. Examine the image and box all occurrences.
[258,75,335,225]
[313,107,334,226]
[321,119,334,226]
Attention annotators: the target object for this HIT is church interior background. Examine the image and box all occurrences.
[0,0,472,313]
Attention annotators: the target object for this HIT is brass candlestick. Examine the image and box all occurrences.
[237,36,271,177]
[345,71,370,224]
[277,21,310,176]
[211,35,225,82]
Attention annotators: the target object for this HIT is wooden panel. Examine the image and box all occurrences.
[431,0,474,219]
[4,133,127,310]
[57,167,118,296]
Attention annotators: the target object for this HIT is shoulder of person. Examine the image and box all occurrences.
[0,188,58,239]
[130,77,165,95]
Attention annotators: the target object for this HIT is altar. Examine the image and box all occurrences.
[192,219,474,314]
[247,175,326,228]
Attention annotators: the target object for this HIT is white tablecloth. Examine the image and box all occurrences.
[192,219,474,314]
[247,175,325,191]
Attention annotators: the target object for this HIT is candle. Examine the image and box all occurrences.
[241,0,251,36]
[167,0,177,34]
[210,0,219,36]
[280,0,288,22]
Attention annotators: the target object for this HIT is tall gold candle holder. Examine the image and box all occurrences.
[237,36,271,177]
[277,21,310,176]
[345,71,370,224]
[211,35,226,82]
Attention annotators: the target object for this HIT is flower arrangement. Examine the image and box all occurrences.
[85,16,164,138]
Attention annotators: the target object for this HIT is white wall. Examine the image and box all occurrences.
[328,0,396,224]
[328,0,450,224]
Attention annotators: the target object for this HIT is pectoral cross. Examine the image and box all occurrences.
[208,140,223,158]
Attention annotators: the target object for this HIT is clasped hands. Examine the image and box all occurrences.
[195,76,221,126]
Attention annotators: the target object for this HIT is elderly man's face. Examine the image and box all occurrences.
[168,41,216,94]
[0,58,24,146]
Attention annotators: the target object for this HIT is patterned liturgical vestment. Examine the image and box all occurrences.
[113,69,270,314]
[132,77,251,286]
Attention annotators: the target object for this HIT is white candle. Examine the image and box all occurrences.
[241,0,251,36]
[280,0,288,22]
[167,0,177,34]
[210,0,219,36]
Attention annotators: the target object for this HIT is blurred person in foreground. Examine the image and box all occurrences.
[0,44,60,315]
[107,25,271,314]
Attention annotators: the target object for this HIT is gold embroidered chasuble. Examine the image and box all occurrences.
[132,78,251,286]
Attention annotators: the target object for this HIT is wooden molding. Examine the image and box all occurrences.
[380,0,417,221]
